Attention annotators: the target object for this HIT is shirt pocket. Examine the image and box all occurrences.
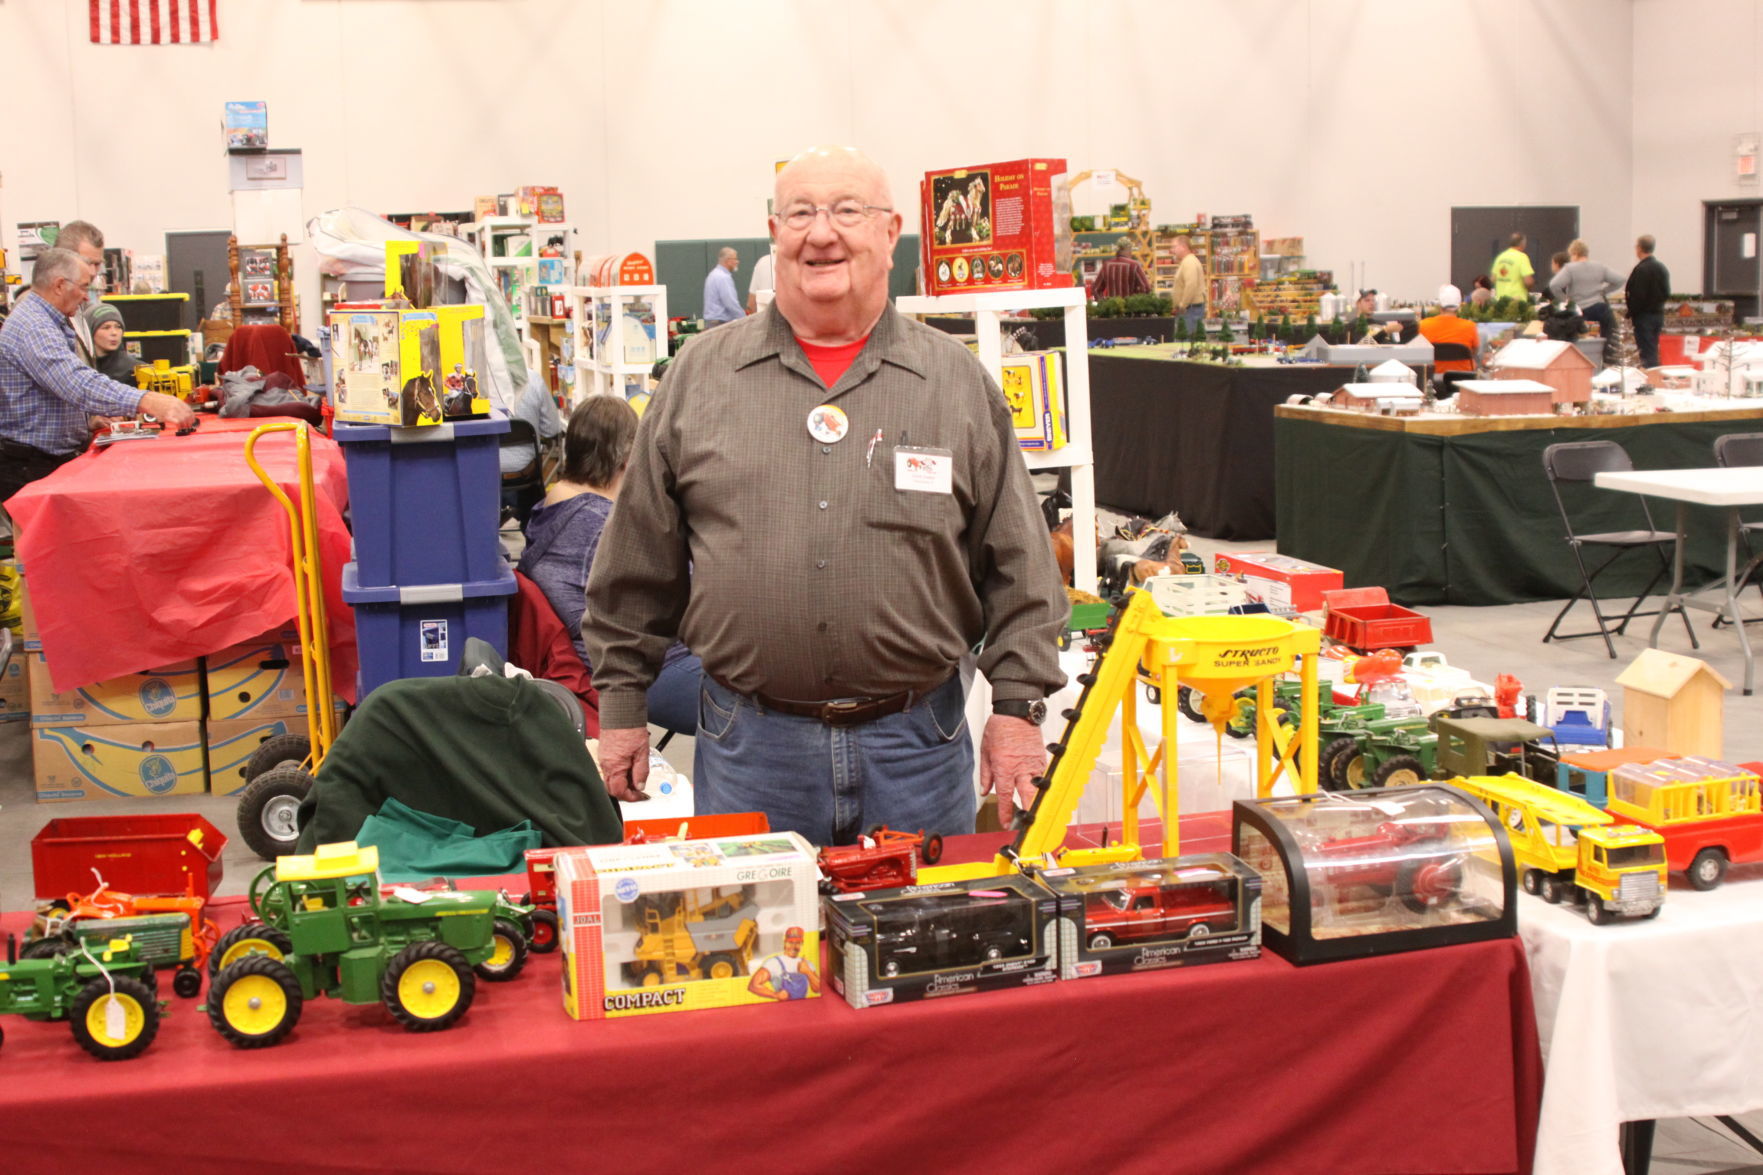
[864,447,959,537]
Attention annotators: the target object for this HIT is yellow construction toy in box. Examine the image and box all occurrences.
[557,831,821,1019]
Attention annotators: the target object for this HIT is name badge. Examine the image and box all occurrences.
[894,445,954,494]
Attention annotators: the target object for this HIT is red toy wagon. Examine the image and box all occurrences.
[1322,587,1433,655]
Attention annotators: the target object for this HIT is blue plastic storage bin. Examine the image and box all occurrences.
[335,414,510,589]
[342,562,517,696]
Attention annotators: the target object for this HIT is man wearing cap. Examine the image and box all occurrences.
[0,248,194,501]
[748,926,820,1000]
[1417,286,1479,373]
[584,145,1066,848]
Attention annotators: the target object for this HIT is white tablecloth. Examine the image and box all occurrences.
[1523,870,1763,1175]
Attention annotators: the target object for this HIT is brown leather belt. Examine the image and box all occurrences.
[717,672,955,728]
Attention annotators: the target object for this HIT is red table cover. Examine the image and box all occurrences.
[6,420,357,699]
[0,819,1541,1175]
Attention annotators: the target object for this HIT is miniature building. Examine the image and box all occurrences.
[1330,383,1423,415]
[1614,649,1731,758]
[1692,340,1763,397]
[1453,379,1557,417]
[1643,366,1696,390]
[1487,339,1594,405]
[1367,359,1418,386]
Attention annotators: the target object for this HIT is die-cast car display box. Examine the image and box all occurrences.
[1037,853,1261,979]
[823,873,1059,1008]
[1232,785,1515,965]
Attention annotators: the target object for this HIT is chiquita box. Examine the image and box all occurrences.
[556,831,821,1019]
[920,158,1073,296]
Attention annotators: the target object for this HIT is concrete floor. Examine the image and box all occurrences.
[0,527,1759,1170]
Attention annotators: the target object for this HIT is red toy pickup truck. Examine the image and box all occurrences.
[1081,880,1239,949]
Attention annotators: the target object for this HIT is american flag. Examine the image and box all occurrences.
[89,0,220,45]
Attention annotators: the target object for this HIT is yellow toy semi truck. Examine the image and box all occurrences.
[1451,773,1666,924]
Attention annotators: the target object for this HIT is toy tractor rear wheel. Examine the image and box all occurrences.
[237,764,314,861]
[1333,747,1372,791]
[921,833,945,865]
[172,967,203,999]
[210,922,294,976]
[473,918,530,983]
[70,974,159,1061]
[243,732,312,784]
[1176,686,1206,725]
[1317,737,1359,792]
[209,956,303,1049]
[383,941,475,1032]
[1395,854,1463,915]
[1371,754,1428,789]
[21,937,68,960]
[527,908,559,954]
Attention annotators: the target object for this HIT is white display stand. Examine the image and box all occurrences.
[469,214,539,331]
[565,284,669,405]
[895,287,1098,594]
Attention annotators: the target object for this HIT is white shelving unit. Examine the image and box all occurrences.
[565,284,668,405]
[895,287,1098,594]
[468,215,539,333]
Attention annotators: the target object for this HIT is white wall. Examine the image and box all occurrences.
[0,0,1646,316]
[1632,0,1763,295]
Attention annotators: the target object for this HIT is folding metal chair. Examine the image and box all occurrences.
[1713,432,1763,623]
[1541,440,1697,658]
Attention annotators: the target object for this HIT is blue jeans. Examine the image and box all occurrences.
[1632,312,1663,369]
[646,653,704,736]
[692,673,974,846]
[1581,302,1615,364]
[1182,304,1205,334]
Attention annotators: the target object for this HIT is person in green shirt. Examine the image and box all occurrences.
[1491,232,1535,302]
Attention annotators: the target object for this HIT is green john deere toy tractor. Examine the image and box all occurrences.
[0,932,161,1060]
[205,842,530,1048]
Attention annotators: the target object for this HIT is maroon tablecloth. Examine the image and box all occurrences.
[0,820,1541,1175]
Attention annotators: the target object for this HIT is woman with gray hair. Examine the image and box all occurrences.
[518,395,702,735]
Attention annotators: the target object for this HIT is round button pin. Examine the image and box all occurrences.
[807,404,849,443]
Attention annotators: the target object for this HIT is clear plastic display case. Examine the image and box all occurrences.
[1232,785,1515,964]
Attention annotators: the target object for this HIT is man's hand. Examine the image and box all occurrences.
[139,392,196,429]
[597,726,652,803]
[979,714,1048,831]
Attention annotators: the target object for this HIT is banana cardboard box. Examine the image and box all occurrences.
[0,654,28,722]
[204,640,341,722]
[28,651,204,728]
[204,715,298,796]
[33,720,206,801]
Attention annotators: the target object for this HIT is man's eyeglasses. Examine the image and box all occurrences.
[775,202,893,231]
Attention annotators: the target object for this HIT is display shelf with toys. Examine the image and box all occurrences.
[565,284,668,412]
[894,285,1097,592]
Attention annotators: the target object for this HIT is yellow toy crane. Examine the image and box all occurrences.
[922,590,1323,884]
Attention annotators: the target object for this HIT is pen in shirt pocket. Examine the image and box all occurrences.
[865,428,883,468]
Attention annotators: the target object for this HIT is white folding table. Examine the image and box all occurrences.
[1594,467,1763,694]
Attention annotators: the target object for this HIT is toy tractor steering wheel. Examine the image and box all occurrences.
[247,865,280,921]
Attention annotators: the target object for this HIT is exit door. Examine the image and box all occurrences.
[1705,200,1762,318]
[1450,206,1580,300]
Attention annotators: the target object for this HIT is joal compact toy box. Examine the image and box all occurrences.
[556,831,820,1019]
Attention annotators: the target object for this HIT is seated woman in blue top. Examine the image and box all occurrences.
[519,395,703,736]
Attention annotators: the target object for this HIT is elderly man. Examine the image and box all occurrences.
[584,145,1066,846]
[0,248,194,501]
[702,246,745,327]
[1169,236,1205,334]
[1089,240,1151,301]
[1625,235,1671,369]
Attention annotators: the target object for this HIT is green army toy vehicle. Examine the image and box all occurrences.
[206,842,529,1048]
[0,933,161,1060]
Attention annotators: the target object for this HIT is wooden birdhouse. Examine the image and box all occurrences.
[1488,338,1594,405]
[1615,649,1731,758]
